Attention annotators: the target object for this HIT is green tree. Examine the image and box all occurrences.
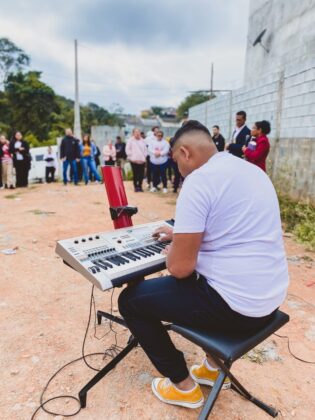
[80,102,123,133]
[151,106,164,116]
[177,93,211,119]
[0,38,30,86]
[0,38,123,144]
[5,71,59,140]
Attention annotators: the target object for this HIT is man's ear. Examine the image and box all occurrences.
[179,145,190,161]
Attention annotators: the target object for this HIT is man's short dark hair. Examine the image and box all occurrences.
[236,111,247,120]
[151,126,159,131]
[171,120,211,148]
[213,125,220,129]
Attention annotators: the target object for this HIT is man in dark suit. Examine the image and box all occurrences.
[212,125,225,151]
[226,111,251,158]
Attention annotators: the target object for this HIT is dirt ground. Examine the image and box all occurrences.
[0,181,314,420]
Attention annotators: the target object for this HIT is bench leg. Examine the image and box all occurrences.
[231,384,278,417]
[198,371,227,420]
[208,355,278,418]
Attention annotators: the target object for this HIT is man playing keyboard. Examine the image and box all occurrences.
[118,120,289,410]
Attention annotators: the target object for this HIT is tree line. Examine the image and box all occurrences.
[0,38,211,147]
[0,38,122,147]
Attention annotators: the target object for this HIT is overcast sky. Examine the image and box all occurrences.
[0,0,250,114]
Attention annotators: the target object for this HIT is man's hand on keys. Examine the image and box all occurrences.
[153,225,173,242]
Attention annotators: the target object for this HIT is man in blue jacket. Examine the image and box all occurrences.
[226,111,251,158]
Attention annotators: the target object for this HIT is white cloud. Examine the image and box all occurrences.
[0,0,249,113]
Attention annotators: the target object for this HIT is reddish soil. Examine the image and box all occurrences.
[0,182,314,420]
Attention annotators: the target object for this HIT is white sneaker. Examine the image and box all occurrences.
[150,187,157,192]
[162,188,168,193]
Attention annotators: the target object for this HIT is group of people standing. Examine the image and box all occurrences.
[125,126,181,193]
[0,113,270,191]
[60,128,102,185]
[124,111,271,195]
[211,110,271,172]
[0,131,31,189]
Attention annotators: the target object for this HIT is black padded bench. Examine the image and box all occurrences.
[171,309,289,419]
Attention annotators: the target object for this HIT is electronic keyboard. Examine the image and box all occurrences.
[55,220,173,291]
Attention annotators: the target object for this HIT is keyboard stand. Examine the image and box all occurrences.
[78,319,138,408]
[78,276,166,409]
[63,258,170,409]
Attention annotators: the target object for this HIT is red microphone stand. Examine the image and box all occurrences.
[102,166,137,229]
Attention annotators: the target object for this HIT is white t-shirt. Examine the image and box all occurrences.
[148,139,170,165]
[44,152,57,168]
[15,140,23,160]
[173,152,289,317]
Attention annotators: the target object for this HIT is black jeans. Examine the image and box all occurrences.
[118,274,277,384]
[15,160,29,187]
[146,155,151,184]
[45,167,55,183]
[131,162,145,189]
[170,159,181,192]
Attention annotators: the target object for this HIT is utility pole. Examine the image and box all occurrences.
[74,39,82,139]
[210,62,214,98]
[205,62,214,127]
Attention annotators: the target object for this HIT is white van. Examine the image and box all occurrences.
[28,145,59,183]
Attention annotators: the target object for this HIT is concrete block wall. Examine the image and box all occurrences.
[189,93,231,138]
[189,72,280,141]
[244,0,315,86]
[188,59,315,202]
[91,125,123,151]
[281,59,315,138]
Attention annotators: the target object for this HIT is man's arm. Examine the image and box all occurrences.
[76,140,81,159]
[60,138,65,159]
[166,232,203,278]
[160,140,170,156]
[228,139,245,155]
[125,139,131,159]
[219,135,225,152]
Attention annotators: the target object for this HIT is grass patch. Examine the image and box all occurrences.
[278,194,315,250]
[4,193,21,199]
[242,347,269,364]
[29,209,56,216]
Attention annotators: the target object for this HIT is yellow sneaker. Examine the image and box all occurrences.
[151,377,204,409]
[190,359,231,389]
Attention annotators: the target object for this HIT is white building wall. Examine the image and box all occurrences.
[189,72,280,140]
[188,57,315,202]
[91,125,124,151]
[281,58,315,138]
[245,0,315,85]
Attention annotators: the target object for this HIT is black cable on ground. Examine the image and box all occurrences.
[31,286,122,419]
[273,332,315,364]
[273,292,315,364]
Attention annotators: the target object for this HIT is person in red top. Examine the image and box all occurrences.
[242,120,270,172]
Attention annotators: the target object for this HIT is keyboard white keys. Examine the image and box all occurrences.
[55,220,173,291]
